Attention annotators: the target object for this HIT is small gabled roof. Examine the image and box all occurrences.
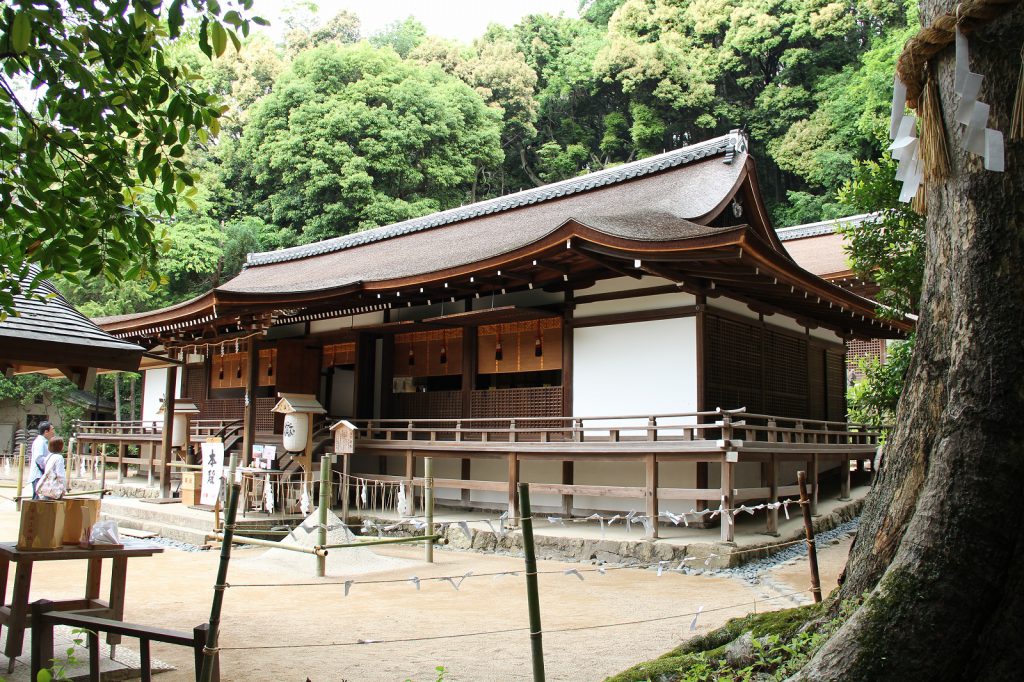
[271,392,327,414]
[1,265,144,376]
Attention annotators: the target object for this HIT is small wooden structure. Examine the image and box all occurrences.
[270,393,326,479]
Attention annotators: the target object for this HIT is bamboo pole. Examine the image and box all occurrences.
[200,454,239,682]
[16,443,25,506]
[797,471,822,603]
[519,482,546,682]
[317,454,331,577]
[211,532,328,556]
[316,535,441,550]
[424,456,434,563]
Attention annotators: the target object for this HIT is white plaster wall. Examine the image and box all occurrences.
[141,368,181,423]
[809,325,843,344]
[390,300,466,322]
[575,292,696,319]
[573,317,698,421]
[575,276,673,296]
[470,289,563,310]
[310,311,385,334]
[707,297,759,321]
[763,312,807,335]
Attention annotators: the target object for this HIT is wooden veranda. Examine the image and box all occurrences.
[346,408,882,541]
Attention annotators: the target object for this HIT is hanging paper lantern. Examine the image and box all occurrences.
[534,323,543,358]
[440,335,448,365]
[408,346,416,366]
[495,333,503,362]
[283,413,308,452]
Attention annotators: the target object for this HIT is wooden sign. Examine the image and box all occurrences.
[200,440,225,506]
[331,420,356,454]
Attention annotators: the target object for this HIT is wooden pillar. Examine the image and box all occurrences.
[645,455,659,539]
[694,295,708,511]
[461,458,472,506]
[560,460,573,516]
[116,443,126,483]
[720,457,735,542]
[561,292,574,416]
[766,454,779,535]
[766,419,778,535]
[461,328,476,505]
[840,456,851,500]
[810,453,820,516]
[507,453,520,524]
[404,449,414,513]
[159,365,177,498]
[241,341,259,468]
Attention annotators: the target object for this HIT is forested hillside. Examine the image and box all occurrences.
[66,0,917,317]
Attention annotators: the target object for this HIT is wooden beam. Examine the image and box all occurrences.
[561,460,573,516]
[507,454,520,525]
[241,341,258,467]
[159,366,176,499]
[721,459,735,542]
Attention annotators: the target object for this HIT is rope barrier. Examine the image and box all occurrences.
[214,589,816,651]
[225,537,809,590]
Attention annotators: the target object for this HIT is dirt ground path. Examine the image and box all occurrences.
[0,500,851,681]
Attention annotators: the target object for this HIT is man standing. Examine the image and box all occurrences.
[28,420,55,499]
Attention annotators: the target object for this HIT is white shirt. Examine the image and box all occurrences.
[28,433,49,484]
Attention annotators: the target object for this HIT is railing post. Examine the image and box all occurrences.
[647,416,658,442]
[766,419,778,535]
[720,415,735,543]
[573,418,583,443]
[30,599,55,680]
[194,624,218,682]
[424,456,434,564]
[645,454,659,539]
[455,420,462,442]
[510,419,517,444]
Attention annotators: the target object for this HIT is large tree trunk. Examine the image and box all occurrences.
[797,4,1024,679]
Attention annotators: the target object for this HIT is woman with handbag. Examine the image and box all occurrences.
[35,436,67,501]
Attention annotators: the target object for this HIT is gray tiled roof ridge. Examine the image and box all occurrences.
[776,212,879,241]
[245,130,745,268]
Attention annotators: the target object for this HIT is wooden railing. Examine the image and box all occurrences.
[344,409,884,543]
[352,409,884,448]
[74,419,237,441]
[30,600,217,682]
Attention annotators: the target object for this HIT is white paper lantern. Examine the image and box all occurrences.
[283,413,308,452]
[171,413,189,448]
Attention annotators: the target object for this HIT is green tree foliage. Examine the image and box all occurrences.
[847,336,912,427]
[370,17,427,58]
[229,43,502,241]
[0,0,263,317]
[837,155,925,318]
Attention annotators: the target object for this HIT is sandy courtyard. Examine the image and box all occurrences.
[0,500,849,681]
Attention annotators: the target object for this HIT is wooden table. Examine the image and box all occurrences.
[0,542,163,671]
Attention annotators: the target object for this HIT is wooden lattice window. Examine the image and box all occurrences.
[704,315,763,413]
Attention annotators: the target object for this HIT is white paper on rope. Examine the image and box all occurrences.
[690,606,704,631]
[564,568,584,581]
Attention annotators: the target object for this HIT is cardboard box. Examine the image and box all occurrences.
[63,498,102,545]
[180,472,202,506]
[18,500,66,551]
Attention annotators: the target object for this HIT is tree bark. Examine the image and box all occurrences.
[797,5,1024,679]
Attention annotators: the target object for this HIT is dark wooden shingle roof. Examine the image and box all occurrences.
[1,266,144,373]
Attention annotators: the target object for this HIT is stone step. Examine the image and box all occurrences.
[99,511,212,547]
[101,498,218,532]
